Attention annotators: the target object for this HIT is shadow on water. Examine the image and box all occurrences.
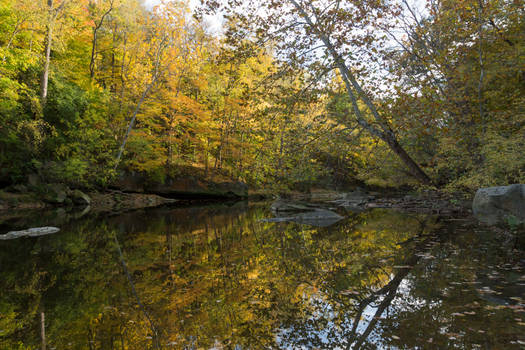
[0,202,524,349]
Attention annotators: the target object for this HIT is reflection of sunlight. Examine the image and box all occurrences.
[393,277,440,310]
[275,276,440,350]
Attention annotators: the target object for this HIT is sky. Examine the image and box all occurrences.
[143,0,428,39]
[143,0,225,34]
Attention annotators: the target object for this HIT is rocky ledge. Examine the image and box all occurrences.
[114,172,248,199]
[0,186,177,213]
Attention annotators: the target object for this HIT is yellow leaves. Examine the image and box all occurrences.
[247,269,259,280]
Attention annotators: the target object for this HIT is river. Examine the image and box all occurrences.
[0,202,524,349]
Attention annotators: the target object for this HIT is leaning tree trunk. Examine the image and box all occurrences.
[384,134,432,184]
[114,81,155,170]
[289,0,432,185]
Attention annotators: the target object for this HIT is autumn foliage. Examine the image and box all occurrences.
[0,0,523,191]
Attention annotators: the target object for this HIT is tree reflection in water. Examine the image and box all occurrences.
[0,203,524,349]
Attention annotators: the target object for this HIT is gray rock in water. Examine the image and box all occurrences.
[473,184,525,225]
[70,189,91,205]
[0,227,60,240]
[271,200,318,212]
[262,209,344,227]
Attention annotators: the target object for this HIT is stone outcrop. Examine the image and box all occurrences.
[114,172,248,198]
[473,184,525,225]
[89,192,177,213]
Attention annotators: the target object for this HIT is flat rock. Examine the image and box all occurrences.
[0,227,60,240]
[262,209,344,227]
[271,200,320,212]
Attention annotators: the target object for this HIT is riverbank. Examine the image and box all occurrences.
[0,186,471,215]
[0,188,178,212]
[0,173,251,213]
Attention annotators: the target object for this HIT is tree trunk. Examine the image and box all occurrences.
[205,138,209,177]
[166,125,173,170]
[114,81,155,169]
[40,312,46,350]
[89,28,98,79]
[2,20,23,62]
[238,131,244,179]
[41,0,54,107]
[111,23,118,93]
[289,0,432,185]
[477,0,485,123]
[384,135,432,185]
[89,0,114,80]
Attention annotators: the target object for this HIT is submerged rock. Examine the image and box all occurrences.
[330,191,374,212]
[70,189,91,205]
[0,227,60,240]
[262,209,344,227]
[271,200,319,212]
[473,184,525,225]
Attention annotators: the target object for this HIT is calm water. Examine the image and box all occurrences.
[0,202,524,349]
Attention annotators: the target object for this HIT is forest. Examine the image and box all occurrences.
[1,1,525,349]
[0,0,523,194]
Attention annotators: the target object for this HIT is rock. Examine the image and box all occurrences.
[114,172,248,198]
[473,184,525,225]
[333,199,367,213]
[293,209,344,227]
[366,203,388,209]
[11,184,28,193]
[0,227,60,240]
[28,173,40,187]
[89,192,178,212]
[70,189,91,205]
[44,183,70,204]
[262,209,344,227]
[271,200,319,212]
[331,190,373,212]
[309,190,345,202]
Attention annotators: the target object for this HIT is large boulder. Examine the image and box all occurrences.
[473,184,525,225]
[70,189,91,205]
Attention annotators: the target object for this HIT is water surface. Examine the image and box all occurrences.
[1,202,524,349]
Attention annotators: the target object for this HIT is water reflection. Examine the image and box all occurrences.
[0,203,523,349]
